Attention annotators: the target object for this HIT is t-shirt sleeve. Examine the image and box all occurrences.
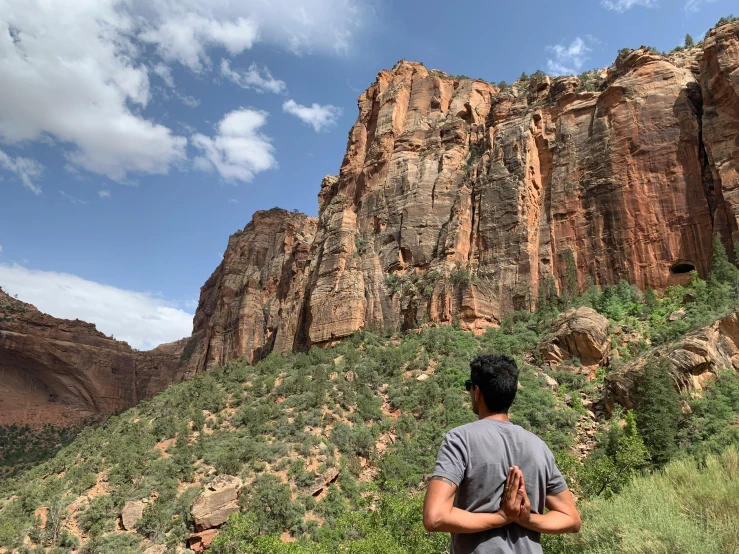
[545,446,568,495]
[432,430,467,486]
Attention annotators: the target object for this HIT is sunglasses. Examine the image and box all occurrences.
[464,379,477,391]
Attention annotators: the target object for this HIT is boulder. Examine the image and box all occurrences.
[605,311,739,412]
[191,475,242,531]
[309,467,340,497]
[542,374,559,391]
[121,500,145,531]
[539,307,611,367]
[188,529,219,553]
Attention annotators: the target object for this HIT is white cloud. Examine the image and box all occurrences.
[136,0,368,68]
[0,0,366,184]
[601,0,659,11]
[139,13,258,72]
[0,148,43,194]
[220,60,287,94]
[192,109,277,183]
[0,0,188,182]
[99,190,111,199]
[685,0,718,12]
[153,62,175,87]
[59,190,89,205]
[546,37,592,76]
[178,94,200,107]
[283,100,342,132]
[228,198,239,204]
[0,245,3,253]
[0,263,193,350]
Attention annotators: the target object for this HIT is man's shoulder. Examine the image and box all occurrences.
[447,420,550,449]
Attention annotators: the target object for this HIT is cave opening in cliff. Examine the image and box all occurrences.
[670,262,696,274]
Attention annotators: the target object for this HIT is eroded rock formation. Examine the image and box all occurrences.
[187,21,739,371]
[0,288,186,424]
[605,310,739,412]
[539,307,611,367]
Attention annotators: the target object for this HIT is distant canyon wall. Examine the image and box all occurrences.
[0,288,186,424]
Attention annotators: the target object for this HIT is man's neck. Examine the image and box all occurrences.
[478,410,510,422]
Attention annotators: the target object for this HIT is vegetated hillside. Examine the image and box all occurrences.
[2,239,739,554]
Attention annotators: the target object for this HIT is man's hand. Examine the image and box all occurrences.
[498,466,526,524]
[512,470,581,534]
[513,468,531,525]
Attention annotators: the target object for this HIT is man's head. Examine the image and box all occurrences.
[467,354,519,415]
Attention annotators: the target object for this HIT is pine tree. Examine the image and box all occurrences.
[633,360,681,467]
[685,33,695,48]
[643,286,659,314]
[708,236,739,310]
[536,273,559,321]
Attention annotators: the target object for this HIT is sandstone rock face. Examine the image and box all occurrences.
[185,209,317,373]
[191,475,242,531]
[540,307,611,366]
[184,22,739,368]
[121,500,146,531]
[700,22,739,245]
[0,288,186,425]
[605,311,739,412]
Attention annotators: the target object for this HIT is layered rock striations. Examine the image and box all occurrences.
[185,209,317,371]
[186,22,739,371]
[0,288,186,424]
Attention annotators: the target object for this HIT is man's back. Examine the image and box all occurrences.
[433,419,567,553]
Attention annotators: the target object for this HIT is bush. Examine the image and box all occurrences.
[241,474,302,535]
[578,410,649,498]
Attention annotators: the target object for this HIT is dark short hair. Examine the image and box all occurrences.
[470,354,519,413]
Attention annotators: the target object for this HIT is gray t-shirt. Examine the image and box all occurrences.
[433,419,567,554]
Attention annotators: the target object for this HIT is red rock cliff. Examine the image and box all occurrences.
[0,288,186,425]
[187,22,739,371]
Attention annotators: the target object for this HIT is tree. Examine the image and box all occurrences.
[580,410,649,498]
[707,236,739,310]
[633,360,681,467]
[685,33,695,48]
[536,273,559,321]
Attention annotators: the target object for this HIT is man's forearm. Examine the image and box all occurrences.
[518,511,581,534]
[426,508,509,534]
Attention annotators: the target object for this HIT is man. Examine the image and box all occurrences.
[423,354,580,553]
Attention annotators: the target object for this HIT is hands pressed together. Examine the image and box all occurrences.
[498,466,532,526]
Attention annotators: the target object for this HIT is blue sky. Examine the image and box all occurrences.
[0,0,733,349]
